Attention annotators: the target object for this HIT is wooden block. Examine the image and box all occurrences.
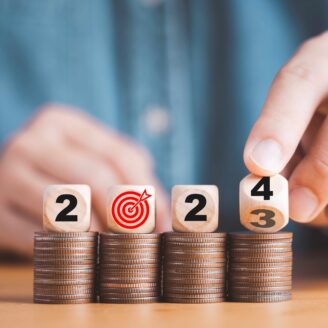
[172,185,219,232]
[107,185,155,233]
[239,174,289,233]
[43,185,91,232]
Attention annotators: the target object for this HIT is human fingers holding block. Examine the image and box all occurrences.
[244,32,328,225]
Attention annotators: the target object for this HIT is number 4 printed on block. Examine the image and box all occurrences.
[239,174,289,233]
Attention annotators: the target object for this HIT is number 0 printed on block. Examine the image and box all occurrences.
[239,174,289,233]
[172,185,219,232]
[43,185,91,232]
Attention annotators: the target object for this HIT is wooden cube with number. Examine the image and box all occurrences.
[239,174,289,233]
[107,185,155,234]
[172,185,219,232]
[43,185,91,232]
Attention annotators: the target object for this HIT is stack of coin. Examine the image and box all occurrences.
[99,233,162,303]
[163,232,227,303]
[33,231,98,304]
[228,232,293,303]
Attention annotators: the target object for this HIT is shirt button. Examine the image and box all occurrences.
[143,105,170,135]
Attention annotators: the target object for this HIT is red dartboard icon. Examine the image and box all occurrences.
[111,189,152,229]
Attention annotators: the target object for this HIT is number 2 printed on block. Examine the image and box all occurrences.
[239,174,289,233]
[172,185,219,232]
[43,185,91,232]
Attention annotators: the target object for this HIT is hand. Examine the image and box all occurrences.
[244,31,328,226]
[0,104,170,256]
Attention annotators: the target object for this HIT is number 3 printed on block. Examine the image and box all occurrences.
[240,174,289,233]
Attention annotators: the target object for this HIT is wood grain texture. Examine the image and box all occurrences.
[240,174,288,233]
[0,256,327,328]
[43,184,91,232]
[172,185,219,232]
[107,185,155,233]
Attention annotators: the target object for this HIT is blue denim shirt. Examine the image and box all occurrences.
[0,0,327,242]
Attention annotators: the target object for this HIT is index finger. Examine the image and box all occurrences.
[244,32,328,176]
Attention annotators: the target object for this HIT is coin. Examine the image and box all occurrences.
[164,287,226,294]
[100,277,160,283]
[100,297,159,304]
[101,233,161,239]
[165,232,226,238]
[164,296,225,303]
[229,285,291,292]
[229,232,293,240]
[33,232,98,305]
[99,291,160,298]
[164,261,226,268]
[99,282,159,289]
[34,297,96,304]
[229,293,291,303]
[101,287,160,293]
[166,242,226,248]
[228,275,292,282]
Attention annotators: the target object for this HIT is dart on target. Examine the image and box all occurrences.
[108,185,155,233]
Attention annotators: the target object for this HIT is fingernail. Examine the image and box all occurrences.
[250,138,283,173]
[289,187,319,223]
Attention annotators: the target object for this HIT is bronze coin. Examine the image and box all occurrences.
[100,248,160,254]
[34,291,95,300]
[164,267,226,274]
[164,292,226,299]
[34,263,97,270]
[164,296,225,303]
[34,267,96,274]
[100,296,159,304]
[99,291,160,299]
[100,287,160,293]
[229,293,291,303]
[164,261,226,268]
[34,297,96,304]
[35,231,98,237]
[164,272,226,280]
[164,278,226,286]
[228,275,292,282]
[163,287,226,294]
[34,249,97,256]
[165,254,226,261]
[165,240,226,251]
[229,232,293,240]
[99,277,160,283]
[101,233,161,239]
[229,282,292,289]
[100,268,160,275]
[34,286,95,295]
[100,263,160,270]
[165,232,226,238]
[100,282,159,288]
[34,278,95,285]
[229,248,291,254]
[165,239,226,246]
[34,273,96,280]
[229,285,291,292]
[100,253,160,260]
[35,241,97,247]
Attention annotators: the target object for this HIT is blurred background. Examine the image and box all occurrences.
[0,0,328,259]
